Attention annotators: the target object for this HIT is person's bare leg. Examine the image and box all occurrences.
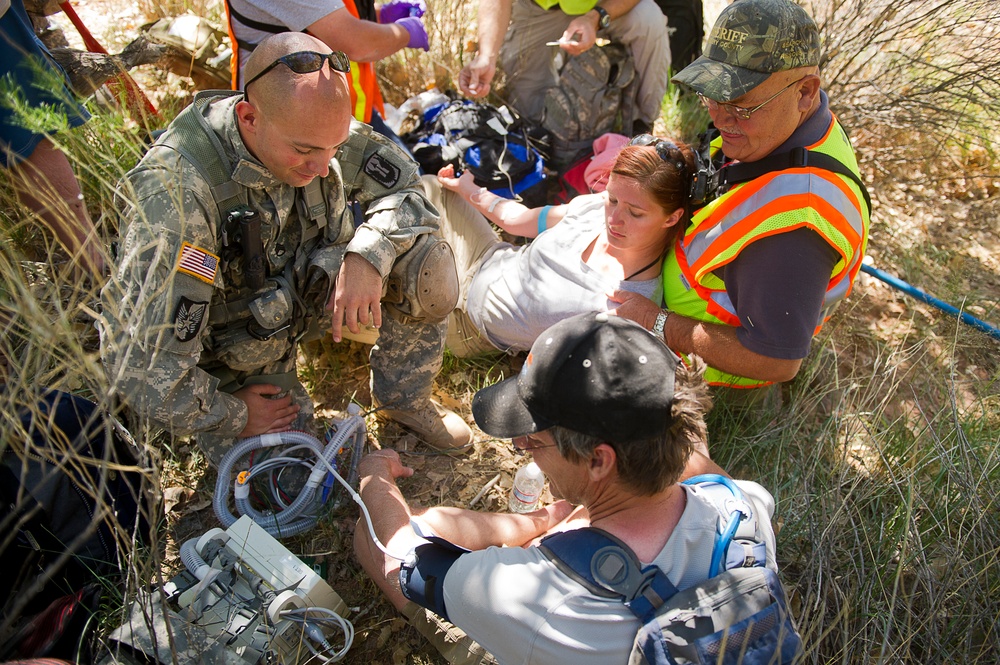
[12,137,104,276]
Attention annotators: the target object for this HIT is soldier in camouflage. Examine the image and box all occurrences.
[100,32,471,463]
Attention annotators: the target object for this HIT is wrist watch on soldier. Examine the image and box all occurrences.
[593,5,610,29]
[652,309,670,336]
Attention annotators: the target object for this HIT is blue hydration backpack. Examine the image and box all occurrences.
[538,475,802,665]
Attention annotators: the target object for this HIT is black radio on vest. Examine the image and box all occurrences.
[232,207,265,290]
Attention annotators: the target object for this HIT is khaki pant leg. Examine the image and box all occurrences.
[446,308,499,358]
[420,175,501,304]
[419,176,504,358]
[606,0,671,124]
[344,309,497,358]
[401,601,497,665]
[499,0,572,122]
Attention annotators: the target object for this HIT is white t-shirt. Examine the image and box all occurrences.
[441,480,777,665]
[466,193,663,352]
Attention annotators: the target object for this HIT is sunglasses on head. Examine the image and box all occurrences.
[629,134,687,175]
[244,50,351,89]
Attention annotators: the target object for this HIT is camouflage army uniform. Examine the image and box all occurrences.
[100,92,451,463]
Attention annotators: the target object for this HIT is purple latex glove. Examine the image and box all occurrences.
[397,16,429,51]
[379,0,426,24]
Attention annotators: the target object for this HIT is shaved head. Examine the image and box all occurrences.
[235,32,353,186]
[243,32,351,118]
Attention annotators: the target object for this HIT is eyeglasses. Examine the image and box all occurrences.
[629,134,687,175]
[697,77,806,121]
[244,51,351,89]
[512,434,559,456]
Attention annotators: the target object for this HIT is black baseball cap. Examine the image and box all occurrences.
[472,312,679,444]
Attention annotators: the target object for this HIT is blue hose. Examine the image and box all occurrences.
[860,263,1000,341]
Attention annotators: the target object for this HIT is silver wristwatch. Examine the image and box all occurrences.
[652,309,670,336]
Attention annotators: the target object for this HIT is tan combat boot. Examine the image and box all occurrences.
[374,398,473,453]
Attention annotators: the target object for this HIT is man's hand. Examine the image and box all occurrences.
[329,252,383,342]
[234,384,301,438]
[459,52,497,98]
[608,290,661,331]
[559,16,598,56]
[358,449,414,481]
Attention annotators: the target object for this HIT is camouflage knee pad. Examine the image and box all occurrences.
[384,234,459,324]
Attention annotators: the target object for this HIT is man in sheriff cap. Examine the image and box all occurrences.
[613,0,871,400]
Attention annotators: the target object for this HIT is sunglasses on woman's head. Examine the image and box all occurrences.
[629,134,687,175]
[244,51,351,89]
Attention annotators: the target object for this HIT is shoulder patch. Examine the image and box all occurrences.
[364,152,401,189]
[176,242,219,284]
[173,297,208,342]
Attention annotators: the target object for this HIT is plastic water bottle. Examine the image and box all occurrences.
[508,462,545,513]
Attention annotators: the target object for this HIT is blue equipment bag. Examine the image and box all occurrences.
[402,99,550,207]
[538,475,802,665]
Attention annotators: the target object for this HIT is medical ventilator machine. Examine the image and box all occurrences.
[104,406,395,664]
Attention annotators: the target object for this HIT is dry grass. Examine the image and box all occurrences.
[2,0,999,663]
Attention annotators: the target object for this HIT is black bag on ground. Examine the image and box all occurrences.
[0,390,151,660]
[402,99,550,208]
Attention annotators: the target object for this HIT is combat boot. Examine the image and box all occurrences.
[375,398,473,453]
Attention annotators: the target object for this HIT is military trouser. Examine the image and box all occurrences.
[340,177,501,359]
[197,237,457,465]
[196,352,315,466]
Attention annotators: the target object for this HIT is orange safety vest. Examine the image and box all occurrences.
[223,0,384,123]
[342,0,384,123]
[663,115,870,388]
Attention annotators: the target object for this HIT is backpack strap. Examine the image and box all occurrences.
[155,90,249,222]
[225,0,285,51]
[539,528,679,623]
[541,476,769,612]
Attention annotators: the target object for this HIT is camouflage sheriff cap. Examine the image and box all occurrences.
[672,0,821,102]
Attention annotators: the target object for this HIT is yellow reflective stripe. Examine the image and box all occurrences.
[349,61,368,121]
[533,0,598,13]
[662,117,870,388]
[704,366,772,388]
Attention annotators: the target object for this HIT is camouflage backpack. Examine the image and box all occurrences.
[540,42,637,170]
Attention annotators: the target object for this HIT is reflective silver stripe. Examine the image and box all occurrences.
[686,174,865,324]
[684,170,865,270]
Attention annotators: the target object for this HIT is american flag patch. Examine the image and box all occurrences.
[176,242,219,284]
